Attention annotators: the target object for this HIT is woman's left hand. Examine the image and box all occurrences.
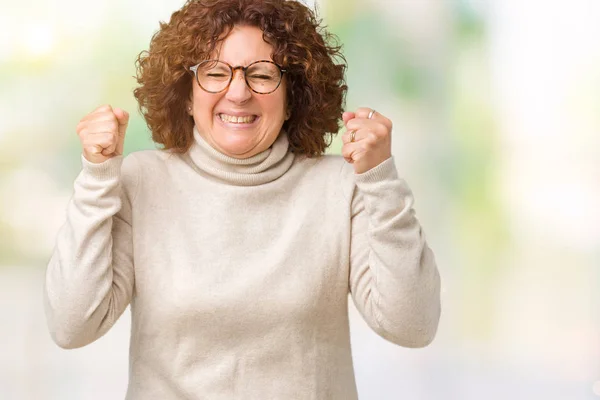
[342,108,393,174]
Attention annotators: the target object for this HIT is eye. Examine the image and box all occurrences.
[248,74,274,80]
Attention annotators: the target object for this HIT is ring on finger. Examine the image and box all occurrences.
[368,109,376,119]
[350,130,356,142]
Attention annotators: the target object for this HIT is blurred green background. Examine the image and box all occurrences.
[1,0,599,399]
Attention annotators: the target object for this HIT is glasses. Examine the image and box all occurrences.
[189,59,287,94]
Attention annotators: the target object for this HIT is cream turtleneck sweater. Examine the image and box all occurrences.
[44,126,441,399]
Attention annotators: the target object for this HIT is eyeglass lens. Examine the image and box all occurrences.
[196,61,282,94]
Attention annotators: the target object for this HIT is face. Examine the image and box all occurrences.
[188,25,289,159]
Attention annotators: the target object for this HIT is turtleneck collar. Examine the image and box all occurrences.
[184,125,295,186]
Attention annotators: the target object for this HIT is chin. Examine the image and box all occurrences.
[218,139,261,159]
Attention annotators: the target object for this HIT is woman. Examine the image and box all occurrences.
[44,0,441,398]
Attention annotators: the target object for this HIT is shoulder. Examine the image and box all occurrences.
[120,149,173,201]
[122,149,179,177]
[293,154,356,200]
[123,148,173,167]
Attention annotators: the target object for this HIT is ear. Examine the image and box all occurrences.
[285,108,291,121]
[187,103,193,116]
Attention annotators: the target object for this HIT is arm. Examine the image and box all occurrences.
[44,154,139,349]
[347,157,441,348]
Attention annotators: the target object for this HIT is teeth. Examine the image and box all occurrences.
[219,114,257,124]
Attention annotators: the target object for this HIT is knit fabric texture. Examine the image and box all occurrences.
[44,126,441,399]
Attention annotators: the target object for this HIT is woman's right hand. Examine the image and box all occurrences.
[76,104,130,164]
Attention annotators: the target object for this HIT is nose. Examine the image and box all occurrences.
[225,70,252,103]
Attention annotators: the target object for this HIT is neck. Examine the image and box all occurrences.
[184,125,295,186]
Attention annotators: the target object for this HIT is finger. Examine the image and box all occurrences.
[342,143,370,165]
[113,107,130,141]
[345,119,387,138]
[342,128,365,144]
[344,108,381,132]
[350,147,368,163]
[105,140,118,155]
[86,119,120,136]
[353,107,378,120]
[79,105,116,130]
[84,143,106,157]
[342,130,354,144]
[341,141,361,160]
[77,112,118,131]
[344,125,382,144]
[354,107,393,130]
[92,104,113,114]
[103,133,118,154]
[342,111,355,125]
[354,107,377,119]
[113,108,130,130]
[83,132,117,152]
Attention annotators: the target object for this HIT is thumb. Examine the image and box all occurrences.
[112,107,129,156]
[113,107,130,136]
[342,111,355,126]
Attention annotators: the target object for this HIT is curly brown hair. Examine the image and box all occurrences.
[133,0,347,157]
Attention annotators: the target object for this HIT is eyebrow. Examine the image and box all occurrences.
[220,59,271,67]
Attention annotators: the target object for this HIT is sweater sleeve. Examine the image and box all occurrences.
[347,157,441,348]
[44,153,139,349]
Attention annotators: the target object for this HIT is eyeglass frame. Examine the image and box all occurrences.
[188,59,287,95]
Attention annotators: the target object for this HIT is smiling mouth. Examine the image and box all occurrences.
[218,114,258,124]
